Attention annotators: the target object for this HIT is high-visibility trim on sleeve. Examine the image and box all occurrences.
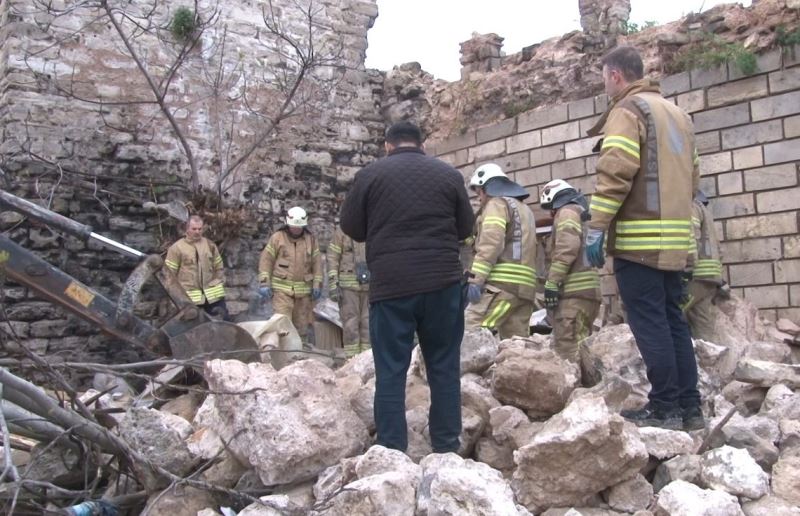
[482,216,507,229]
[266,244,277,258]
[165,260,180,271]
[602,135,641,160]
[556,219,582,232]
[590,195,622,216]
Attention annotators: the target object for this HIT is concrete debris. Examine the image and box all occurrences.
[637,426,696,459]
[700,445,770,499]
[741,494,800,516]
[492,346,580,419]
[604,474,653,513]
[771,449,800,506]
[655,480,744,516]
[734,359,800,389]
[511,397,648,512]
[652,454,702,493]
[203,359,369,486]
[461,328,500,375]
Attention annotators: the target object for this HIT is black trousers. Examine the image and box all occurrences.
[369,281,465,452]
[614,259,701,412]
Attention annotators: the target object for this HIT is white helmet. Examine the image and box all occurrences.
[540,179,576,209]
[469,163,507,189]
[286,206,308,227]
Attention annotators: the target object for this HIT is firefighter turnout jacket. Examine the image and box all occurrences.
[587,79,700,271]
[690,199,723,284]
[545,204,601,300]
[469,196,538,301]
[165,237,226,305]
[259,228,323,297]
[328,227,369,292]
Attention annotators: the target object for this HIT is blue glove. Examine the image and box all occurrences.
[258,286,273,299]
[467,283,483,304]
[312,288,321,300]
[585,228,606,268]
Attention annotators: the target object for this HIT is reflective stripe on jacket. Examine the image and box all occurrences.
[470,196,538,301]
[690,200,723,284]
[328,226,368,292]
[165,237,226,304]
[587,79,700,272]
[545,204,601,301]
[259,228,322,297]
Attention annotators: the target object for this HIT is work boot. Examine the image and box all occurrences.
[682,405,706,431]
[620,404,682,430]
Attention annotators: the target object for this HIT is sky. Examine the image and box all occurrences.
[365,0,753,81]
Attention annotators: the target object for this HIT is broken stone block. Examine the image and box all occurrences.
[655,480,743,516]
[475,437,516,473]
[312,457,358,504]
[734,359,800,389]
[239,494,304,516]
[741,494,800,516]
[705,412,780,470]
[567,374,632,413]
[158,391,205,423]
[580,324,649,410]
[511,397,648,512]
[335,349,375,382]
[313,467,419,515]
[743,340,792,364]
[203,359,369,486]
[721,381,768,416]
[604,474,653,513]
[759,384,800,420]
[142,485,216,516]
[700,445,769,499]
[462,376,501,424]
[776,318,800,336]
[779,418,800,451]
[117,407,199,489]
[772,449,800,505]
[461,328,500,375]
[417,453,519,515]
[355,445,421,483]
[637,427,696,460]
[652,454,701,493]
[24,439,95,489]
[489,405,539,449]
[492,347,580,419]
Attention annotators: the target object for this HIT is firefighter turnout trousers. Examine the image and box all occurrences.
[552,297,600,363]
[341,288,370,357]
[465,286,533,340]
[273,291,313,339]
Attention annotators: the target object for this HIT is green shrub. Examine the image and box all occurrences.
[672,35,757,76]
[623,20,657,35]
[171,7,196,40]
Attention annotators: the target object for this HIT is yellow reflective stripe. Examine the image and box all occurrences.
[556,219,582,232]
[312,250,320,257]
[563,281,600,293]
[463,236,475,246]
[615,237,692,251]
[486,273,537,286]
[590,195,622,215]
[165,260,180,271]
[259,272,270,281]
[214,255,223,264]
[616,219,692,234]
[691,216,701,226]
[483,216,507,229]
[550,261,569,274]
[492,262,536,275]
[185,289,204,303]
[266,244,277,258]
[544,280,558,290]
[481,300,511,329]
[329,244,342,253]
[693,149,700,165]
[602,135,640,159]
[328,271,338,277]
[471,260,492,275]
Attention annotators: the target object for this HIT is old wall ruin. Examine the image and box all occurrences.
[428,44,800,322]
[0,0,383,366]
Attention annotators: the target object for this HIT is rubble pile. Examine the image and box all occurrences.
[5,296,800,515]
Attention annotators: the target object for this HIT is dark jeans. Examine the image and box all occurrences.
[614,259,701,412]
[369,281,464,453]
[200,299,230,321]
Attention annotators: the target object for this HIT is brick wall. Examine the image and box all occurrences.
[429,46,800,323]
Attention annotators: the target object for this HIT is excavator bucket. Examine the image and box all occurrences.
[168,320,261,366]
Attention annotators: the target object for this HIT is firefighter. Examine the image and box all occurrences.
[683,191,727,341]
[328,224,370,357]
[465,163,538,339]
[165,215,229,319]
[584,45,703,430]
[540,179,601,363]
[258,206,323,340]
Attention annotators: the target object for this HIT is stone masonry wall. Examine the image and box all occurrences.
[0,0,383,372]
[428,45,800,323]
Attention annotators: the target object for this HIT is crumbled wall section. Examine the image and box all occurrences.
[430,46,800,322]
[0,0,384,371]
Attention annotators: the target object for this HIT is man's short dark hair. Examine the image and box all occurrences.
[385,121,423,146]
[601,46,644,82]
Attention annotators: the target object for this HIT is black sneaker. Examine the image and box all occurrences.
[682,405,706,431]
[620,405,682,430]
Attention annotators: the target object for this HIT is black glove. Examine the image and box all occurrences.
[544,287,560,309]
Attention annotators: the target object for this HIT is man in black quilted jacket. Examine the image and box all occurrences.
[341,121,474,453]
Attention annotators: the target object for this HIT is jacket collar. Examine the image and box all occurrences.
[387,146,424,157]
[586,78,661,137]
